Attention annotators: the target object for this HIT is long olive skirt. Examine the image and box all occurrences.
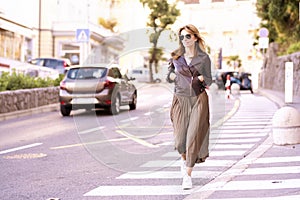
[170,91,210,168]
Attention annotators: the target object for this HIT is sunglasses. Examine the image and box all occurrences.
[179,34,192,41]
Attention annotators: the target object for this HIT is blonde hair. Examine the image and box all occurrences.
[171,24,206,60]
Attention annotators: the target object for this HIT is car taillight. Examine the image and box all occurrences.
[104,80,115,89]
[60,81,66,90]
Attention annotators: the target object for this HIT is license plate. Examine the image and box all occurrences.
[72,98,97,104]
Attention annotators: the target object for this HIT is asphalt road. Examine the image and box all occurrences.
[0,83,235,200]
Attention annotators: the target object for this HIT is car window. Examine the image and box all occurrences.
[31,59,44,66]
[45,59,59,68]
[67,67,107,79]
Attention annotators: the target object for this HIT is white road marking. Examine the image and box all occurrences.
[210,138,261,143]
[215,179,300,191]
[84,185,194,196]
[78,126,105,134]
[255,156,300,163]
[242,166,300,175]
[206,195,300,200]
[140,159,236,168]
[117,170,220,179]
[0,143,43,155]
[120,117,139,123]
[210,150,247,156]
[210,133,267,139]
[211,129,269,134]
[212,144,254,149]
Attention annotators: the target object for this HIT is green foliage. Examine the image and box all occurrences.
[0,72,63,92]
[256,0,300,54]
[140,0,181,82]
[287,42,300,55]
[226,55,242,69]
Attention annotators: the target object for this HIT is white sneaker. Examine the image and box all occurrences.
[180,159,187,177]
[182,174,192,190]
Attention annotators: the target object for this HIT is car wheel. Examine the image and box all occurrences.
[109,94,120,115]
[129,92,137,110]
[60,105,71,116]
[155,78,161,83]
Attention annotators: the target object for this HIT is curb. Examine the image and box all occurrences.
[257,89,284,108]
[0,103,60,122]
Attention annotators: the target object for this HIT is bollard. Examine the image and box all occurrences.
[209,83,219,94]
[272,106,300,145]
[230,83,240,95]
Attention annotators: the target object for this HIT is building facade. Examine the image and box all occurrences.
[0,0,262,75]
[0,0,124,65]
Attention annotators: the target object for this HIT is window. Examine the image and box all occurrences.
[68,67,106,79]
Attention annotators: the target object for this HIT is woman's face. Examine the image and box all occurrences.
[180,29,197,48]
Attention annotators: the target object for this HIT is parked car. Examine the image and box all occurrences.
[59,64,137,116]
[214,70,253,93]
[28,58,71,74]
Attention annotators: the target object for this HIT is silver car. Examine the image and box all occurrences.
[59,64,137,116]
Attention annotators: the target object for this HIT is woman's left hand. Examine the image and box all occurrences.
[198,75,204,82]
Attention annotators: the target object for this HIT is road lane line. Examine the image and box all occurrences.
[50,138,129,150]
[0,143,43,155]
[78,126,105,134]
[115,130,158,148]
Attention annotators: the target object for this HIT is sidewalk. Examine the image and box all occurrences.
[258,88,300,112]
[186,89,300,200]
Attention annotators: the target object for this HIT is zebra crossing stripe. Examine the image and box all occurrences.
[255,156,300,163]
[213,144,254,149]
[217,125,271,129]
[140,159,237,168]
[206,195,300,200]
[83,185,194,196]
[212,179,300,191]
[210,138,261,143]
[210,133,267,138]
[223,121,272,125]
[242,166,300,175]
[211,129,269,133]
[116,170,221,179]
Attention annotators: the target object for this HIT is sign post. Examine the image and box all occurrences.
[76,29,90,65]
[285,62,294,103]
[258,28,269,88]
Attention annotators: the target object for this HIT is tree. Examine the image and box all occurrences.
[140,0,180,82]
[256,0,300,54]
[226,55,242,70]
[98,17,118,32]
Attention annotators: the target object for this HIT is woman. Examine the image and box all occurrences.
[167,24,212,190]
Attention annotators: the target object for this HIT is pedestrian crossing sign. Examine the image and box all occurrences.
[76,29,90,43]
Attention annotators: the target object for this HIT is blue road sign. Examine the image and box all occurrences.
[76,29,90,42]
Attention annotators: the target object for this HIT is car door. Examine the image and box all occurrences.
[109,67,128,103]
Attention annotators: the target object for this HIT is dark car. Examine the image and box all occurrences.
[214,70,253,93]
[29,58,71,74]
[59,64,137,116]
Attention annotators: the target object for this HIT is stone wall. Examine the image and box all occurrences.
[0,87,59,113]
[260,43,300,97]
